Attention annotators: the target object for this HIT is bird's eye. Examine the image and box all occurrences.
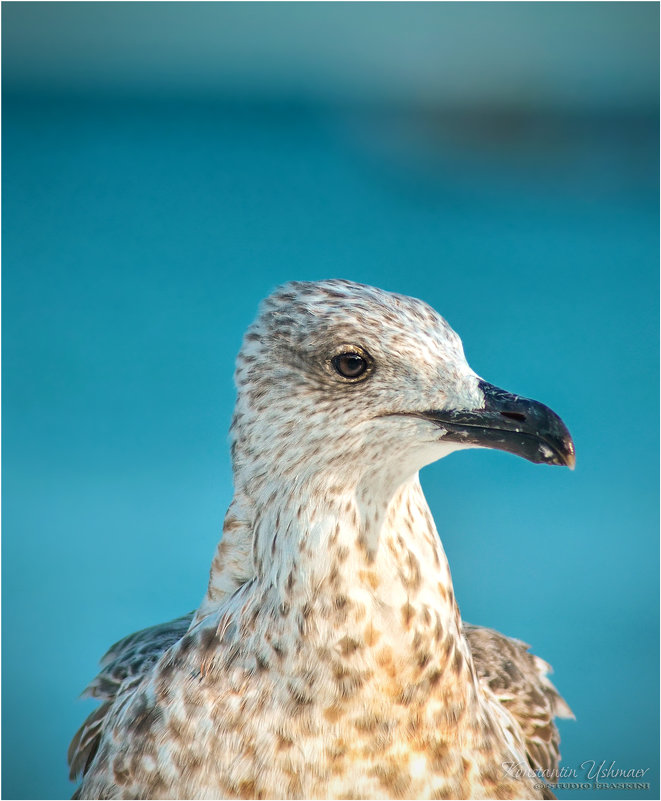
[332,352,368,379]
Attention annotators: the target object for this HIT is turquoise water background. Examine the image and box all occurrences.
[2,4,659,800]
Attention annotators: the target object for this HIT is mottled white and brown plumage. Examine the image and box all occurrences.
[70,279,575,800]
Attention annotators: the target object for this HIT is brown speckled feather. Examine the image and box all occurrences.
[83,615,193,702]
[68,700,113,781]
[464,623,573,776]
[69,615,193,781]
[69,614,572,787]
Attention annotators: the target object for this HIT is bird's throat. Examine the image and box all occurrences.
[250,473,476,695]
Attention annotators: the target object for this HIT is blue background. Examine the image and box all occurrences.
[2,4,658,800]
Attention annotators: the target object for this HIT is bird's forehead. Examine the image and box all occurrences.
[257,280,462,356]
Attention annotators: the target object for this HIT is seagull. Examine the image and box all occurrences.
[69,279,575,800]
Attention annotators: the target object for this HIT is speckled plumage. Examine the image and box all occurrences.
[70,280,573,800]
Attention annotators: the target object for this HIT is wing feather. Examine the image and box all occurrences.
[68,613,193,780]
[464,622,573,778]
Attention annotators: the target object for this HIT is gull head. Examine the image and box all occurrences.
[231,280,575,493]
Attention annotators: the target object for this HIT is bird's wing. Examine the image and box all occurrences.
[83,613,194,701]
[464,622,573,777]
[69,497,255,785]
[68,612,193,780]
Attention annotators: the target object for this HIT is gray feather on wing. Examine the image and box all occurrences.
[68,613,194,780]
[464,622,573,778]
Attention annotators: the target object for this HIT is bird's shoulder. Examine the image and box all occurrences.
[464,622,573,778]
[69,500,253,789]
[68,612,194,782]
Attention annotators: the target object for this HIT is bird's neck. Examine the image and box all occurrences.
[247,471,476,690]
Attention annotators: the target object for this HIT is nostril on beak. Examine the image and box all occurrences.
[500,411,526,423]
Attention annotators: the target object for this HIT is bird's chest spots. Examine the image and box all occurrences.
[104,637,534,801]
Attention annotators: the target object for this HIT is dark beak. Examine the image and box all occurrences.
[421,380,575,468]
